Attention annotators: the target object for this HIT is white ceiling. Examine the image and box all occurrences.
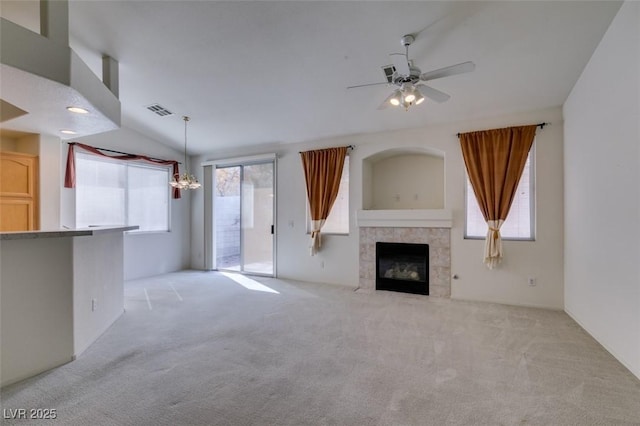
[1,1,622,155]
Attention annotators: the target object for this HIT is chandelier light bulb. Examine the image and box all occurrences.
[170,172,201,189]
[169,116,201,191]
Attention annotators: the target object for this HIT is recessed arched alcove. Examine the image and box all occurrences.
[362,147,445,210]
[357,147,451,297]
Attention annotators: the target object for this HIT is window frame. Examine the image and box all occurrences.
[463,142,535,241]
[74,151,173,234]
[305,154,350,236]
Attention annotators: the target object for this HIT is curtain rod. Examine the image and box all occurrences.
[456,122,549,138]
[67,142,181,164]
[299,145,354,154]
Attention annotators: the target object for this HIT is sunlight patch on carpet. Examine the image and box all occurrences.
[221,272,280,294]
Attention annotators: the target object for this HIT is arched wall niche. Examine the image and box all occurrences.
[362,147,445,210]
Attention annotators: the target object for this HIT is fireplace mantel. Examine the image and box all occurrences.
[356,209,452,228]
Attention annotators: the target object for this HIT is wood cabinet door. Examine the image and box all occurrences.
[0,152,38,231]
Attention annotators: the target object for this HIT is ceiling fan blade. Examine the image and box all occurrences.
[347,81,389,89]
[420,61,475,81]
[389,53,410,76]
[416,84,450,103]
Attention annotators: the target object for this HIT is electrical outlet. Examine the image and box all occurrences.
[92,298,97,311]
[528,277,536,286]
[321,261,325,269]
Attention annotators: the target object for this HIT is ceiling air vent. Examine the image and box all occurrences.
[146,103,173,117]
[382,65,396,83]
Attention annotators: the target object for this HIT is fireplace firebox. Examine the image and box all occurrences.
[376,242,429,295]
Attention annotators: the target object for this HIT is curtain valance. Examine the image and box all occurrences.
[64,142,181,199]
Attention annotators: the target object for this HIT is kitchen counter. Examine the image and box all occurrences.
[0,225,138,240]
[1,225,137,387]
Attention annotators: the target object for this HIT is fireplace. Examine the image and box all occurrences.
[376,242,429,295]
[358,226,450,297]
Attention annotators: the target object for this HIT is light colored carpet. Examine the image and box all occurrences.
[2,270,639,425]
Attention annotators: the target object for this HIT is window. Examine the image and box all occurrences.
[75,152,171,232]
[307,155,349,234]
[465,145,534,240]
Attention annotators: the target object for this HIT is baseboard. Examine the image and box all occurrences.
[565,307,640,381]
[74,308,125,357]
[451,295,564,311]
[1,356,74,389]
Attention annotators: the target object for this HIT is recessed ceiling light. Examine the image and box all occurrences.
[60,130,77,135]
[67,106,89,114]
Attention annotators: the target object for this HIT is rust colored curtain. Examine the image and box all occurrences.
[64,142,181,199]
[459,125,537,269]
[300,146,348,255]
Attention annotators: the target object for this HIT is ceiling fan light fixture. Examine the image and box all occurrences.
[404,91,416,104]
[414,84,431,105]
[389,90,402,106]
[400,83,416,104]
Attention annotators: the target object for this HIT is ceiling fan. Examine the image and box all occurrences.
[348,34,475,110]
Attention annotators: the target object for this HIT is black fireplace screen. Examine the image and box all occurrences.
[376,242,429,295]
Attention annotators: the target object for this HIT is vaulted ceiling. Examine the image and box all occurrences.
[1,1,622,154]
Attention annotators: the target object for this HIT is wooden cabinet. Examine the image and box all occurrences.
[0,151,39,231]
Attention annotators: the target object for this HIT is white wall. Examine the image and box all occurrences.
[192,106,564,309]
[73,232,124,355]
[1,237,74,387]
[39,134,61,230]
[64,127,191,280]
[563,1,640,379]
[16,134,39,155]
[0,136,18,151]
[371,154,444,210]
[1,228,131,386]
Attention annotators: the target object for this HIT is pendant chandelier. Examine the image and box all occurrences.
[170,116,201,190]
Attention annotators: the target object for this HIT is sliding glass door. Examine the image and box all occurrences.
[215,160,274,276]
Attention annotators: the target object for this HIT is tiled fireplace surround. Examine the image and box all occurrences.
[357,212,452,297]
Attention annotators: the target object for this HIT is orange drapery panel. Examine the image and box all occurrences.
[300,146,348,255]
[459,125,537,268]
